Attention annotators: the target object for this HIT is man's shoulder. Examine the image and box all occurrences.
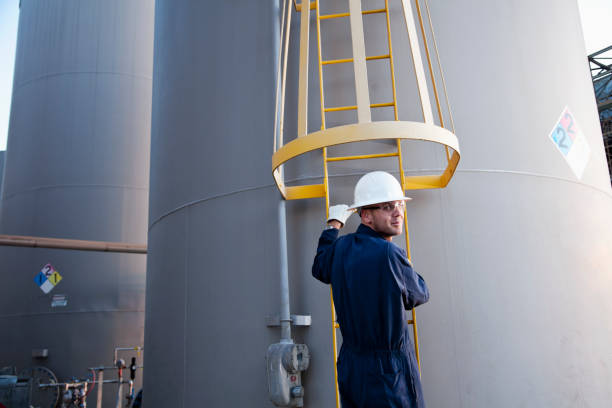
[352,230,393,253]
[386,243,412,267]
[386,242,406,255]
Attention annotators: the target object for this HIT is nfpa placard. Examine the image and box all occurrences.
[549,107,591,179]
[34,263,63,294]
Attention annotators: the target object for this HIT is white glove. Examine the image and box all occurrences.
[327,204,355,226]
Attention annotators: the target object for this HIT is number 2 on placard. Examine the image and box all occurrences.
[556,126,568,149]
[42,265,52,277]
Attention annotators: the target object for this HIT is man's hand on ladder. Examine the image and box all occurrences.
[327,204,355,228]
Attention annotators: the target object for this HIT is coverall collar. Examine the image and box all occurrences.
[357,223,388,240]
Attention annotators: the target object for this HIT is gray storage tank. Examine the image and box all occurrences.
[0,151,5,195]
[0,0,154,405]
[144,0,612,407]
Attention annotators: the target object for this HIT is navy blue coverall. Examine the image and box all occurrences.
[312,224,429,408]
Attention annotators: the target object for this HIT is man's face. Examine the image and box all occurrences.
[361,201,405,240]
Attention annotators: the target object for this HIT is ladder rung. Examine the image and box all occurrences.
[367,54,390,61]
[319,12,349,20]
[322,57,353,65]
[319,8,387,20]
[362,8,387,15]
[327,152,399,162]
[407,320,415,324]
[325,105,357,112]
[322,54,390,65]
[324,102,395,113]
[371,102,395,108]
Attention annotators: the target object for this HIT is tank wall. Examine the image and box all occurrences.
[413,1,612,405]
[429,0,610,188]
[0,1,154,405]
[144,2,297,406]
[145,0,612,407]
[1,0,152,240]
[0,151,5,196]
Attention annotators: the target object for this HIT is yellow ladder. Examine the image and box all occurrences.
[315,1,420,406]
[275,1,461,407]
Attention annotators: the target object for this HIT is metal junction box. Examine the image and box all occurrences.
[266,343,310,407]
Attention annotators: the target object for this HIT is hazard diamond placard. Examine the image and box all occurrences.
[34,263,63,294]
[549,106,591,179]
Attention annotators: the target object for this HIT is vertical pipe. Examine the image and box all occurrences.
[278,198,292,343]
[96,370,103,408]
[115,369,123,408]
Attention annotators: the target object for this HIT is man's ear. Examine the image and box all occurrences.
[361,209,371,224]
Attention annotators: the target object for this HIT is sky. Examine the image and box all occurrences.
[0,0,610,152]
[0,0,18,152]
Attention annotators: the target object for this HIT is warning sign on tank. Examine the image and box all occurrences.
[549,107,591,179]
[34,263,63,294]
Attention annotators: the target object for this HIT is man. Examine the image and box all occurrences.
[312,171,429,408]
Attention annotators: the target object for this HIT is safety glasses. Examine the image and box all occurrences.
[361,201,405,213]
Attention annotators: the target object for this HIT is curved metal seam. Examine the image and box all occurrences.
[0,309,145,319]
[280,169,612,197]
[150,170,610,233]
[148,183,276,230]
[2,184,148,200]
[273,168,612,199]
[13,71,153,91]
[455,169,612,197]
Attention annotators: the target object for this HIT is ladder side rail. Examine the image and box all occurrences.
[318,5,338,399]
[323,146,342,408]
[386,0,422,371]
[398,143,422,372]
[318,2,343,405]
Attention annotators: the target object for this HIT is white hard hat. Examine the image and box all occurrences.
[348,171,412,210]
